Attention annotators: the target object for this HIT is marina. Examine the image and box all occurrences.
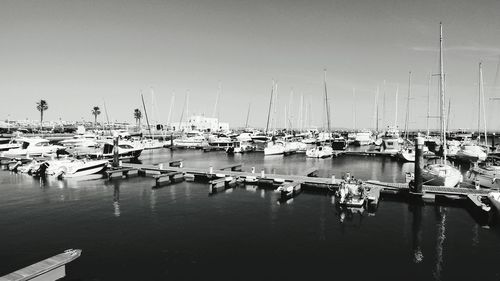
[2,1,500,280]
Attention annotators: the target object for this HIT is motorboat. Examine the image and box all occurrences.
[306,144,334,158]
[0,138,22,151]
[131,138,165,150]
[173,131,207,148]
[335,173,366,207]
[331,133,348,150]
[207,134,233,149]
[264,141,285,156]
[455,143,487,162]
[226,140,255,154]
[397,147,415,162]
[353,130,373,146]
[45,158,108,178]
[465,156,500,189]
[1,138,65,157]
[59,134,100,154]
[87,139,143,160]
[421,162,463,187]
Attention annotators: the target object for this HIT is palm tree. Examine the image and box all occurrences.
[91,106,101,129]
[134,108,142,129]
[36,100,48,129]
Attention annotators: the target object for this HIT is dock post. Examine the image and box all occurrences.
[209,166,213,174]
[331,175,335,184]
[412,136,424,195]
[261,170,265,178]
[112,136,120,168]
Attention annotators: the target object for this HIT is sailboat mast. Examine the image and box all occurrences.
[439,22,447,162]
[479,62,488,145]
[141,93,153,138]
[213,82,221,118]
[245,102,251,128]
[167,93,175,126]
[352,87,356,130]
[265,80,274,134]
[324,69,331,132]
[404,71,412,140]
[394,85,399,127]
[103,98,111,135]
[427,73,431,136]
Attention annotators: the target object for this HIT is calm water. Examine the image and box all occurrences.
[1,149,499,281]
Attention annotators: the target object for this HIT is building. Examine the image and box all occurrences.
[170,115,229,132]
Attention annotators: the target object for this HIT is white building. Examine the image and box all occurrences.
[170,115,229,132]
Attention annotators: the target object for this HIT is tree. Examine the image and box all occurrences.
[91,106,101,129]
[134,108,142,129]
[36,100,48,129]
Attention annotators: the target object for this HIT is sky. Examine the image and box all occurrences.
[1,0,500,130]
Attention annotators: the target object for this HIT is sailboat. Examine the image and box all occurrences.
[455,62,488,162]
[306,69,334,158]
[421,23,463,187]
[397,72,416,162]
[264,81,286,156]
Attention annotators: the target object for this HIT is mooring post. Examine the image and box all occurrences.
[113,136,120,168]
[209,166,213,174]
[261,170,265,178]
[331,175,335,184]
[412,136,424,195]
[170,133,174,148]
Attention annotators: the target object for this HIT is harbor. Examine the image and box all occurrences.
[2,0,500,280]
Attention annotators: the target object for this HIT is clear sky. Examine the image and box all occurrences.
[1,0,500,130]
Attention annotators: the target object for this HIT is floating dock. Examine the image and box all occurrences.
[0,249,81,281]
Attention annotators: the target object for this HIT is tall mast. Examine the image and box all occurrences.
[479,62,488,145]
[394,85,399,127]
[299,94,304,131]
[141,92,153,138]
[427,73,431,136]
[404,71,412,140]
[324,69,331,132]
[382,80,386,129]
[212,82,221,118]
[245,102,251,128]
[439,22,447,162]
[352,87,356,130]
[167,92,175,125]
[374,86,379,131]
[265,80,274,134]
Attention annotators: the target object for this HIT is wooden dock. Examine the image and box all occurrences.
[114,162,495,211]
[0,249,81,281]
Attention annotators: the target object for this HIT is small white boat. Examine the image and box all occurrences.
[45,158,108,178]
[336,174,366,207]
[353,130,373,146]
[0,138,21,151]
[173,131,207,148]
[455,143,487,162]
[87,139,143,160]
[264,141,285,156]
[306,145,333,158]
[397,147,415,162]
[465,156,500,189]
[1,138,65,157]
[421,163,463,187]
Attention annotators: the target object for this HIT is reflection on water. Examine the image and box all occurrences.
[113,181,120,217]
[410,203,424,263]
[434,206,447,281]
